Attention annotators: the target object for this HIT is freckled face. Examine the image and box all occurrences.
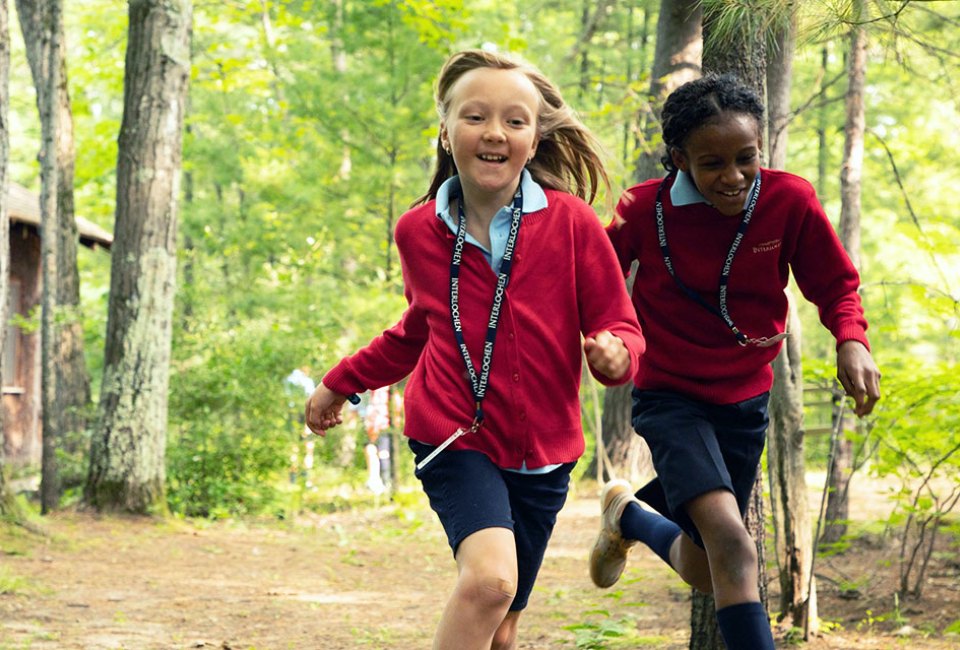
[671,112,762,217]
[439,68,540,209]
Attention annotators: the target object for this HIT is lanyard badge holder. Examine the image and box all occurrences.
[416,187,524,472]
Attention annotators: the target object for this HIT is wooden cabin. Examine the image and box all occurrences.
[3,182,112,467]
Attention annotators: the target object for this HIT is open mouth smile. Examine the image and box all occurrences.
[717,189,744,198]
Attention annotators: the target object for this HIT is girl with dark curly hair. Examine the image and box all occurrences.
[590,73,880,650]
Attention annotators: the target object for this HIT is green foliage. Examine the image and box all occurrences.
[783,626,805,645]
[7,0,960,518]
[54,403,99,499]
[68,0,127,225]
[0,567,31,596]
[868,364,960,481]
[700,0,794,52]
[166,318,307,517]
[786,3,960,374]
[564,614,666,649]
[857,362,960,596]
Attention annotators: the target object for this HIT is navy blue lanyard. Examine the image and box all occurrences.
[450,187,523,424]
[655,171,762,346]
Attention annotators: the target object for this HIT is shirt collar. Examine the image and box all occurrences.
[436,168,548,222]
[670,169,759,210]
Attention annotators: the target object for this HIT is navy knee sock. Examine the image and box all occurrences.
[619,502,682,567]
[715,601,775,650]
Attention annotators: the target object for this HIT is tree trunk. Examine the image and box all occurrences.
[181,123,194,331]
[620,2,641,167]
[635,0,703,182]
[825,0,868,547]
[578,1,590,100]
[16,0,64,513]
[39,0,60,512]
[702,0,766,94]
[585,0,702,484]
[838,8,866,272]
[690,592,725,650]
[768,301,819,631]
[85,0,192,514]
[816,46,830,199]
[766,9,795,171]
[821,404,853,546]
[17,0,91,508]
[0,0,15,517]
[691,4,770,648]
[765,6,819,634]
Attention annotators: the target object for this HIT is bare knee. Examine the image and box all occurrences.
[705,525,758,586]
[458,570,516,613]
[685,491,758,591]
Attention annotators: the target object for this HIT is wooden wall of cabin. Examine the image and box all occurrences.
[3,223,42,467]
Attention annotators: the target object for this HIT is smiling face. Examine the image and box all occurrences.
[670,111,762,217]
[439,67,540,209]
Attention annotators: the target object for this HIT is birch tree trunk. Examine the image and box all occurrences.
[586,0,702,485]
[16,0,91,509]
[824,0,868,546]
[85,0,192,514]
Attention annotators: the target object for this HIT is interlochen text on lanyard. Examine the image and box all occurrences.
[416,186,524,472]
[655,170,786,348]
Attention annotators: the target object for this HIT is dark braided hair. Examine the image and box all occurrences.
[660,73,765,173]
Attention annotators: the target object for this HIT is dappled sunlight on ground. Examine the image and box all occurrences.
[0,478,957,649]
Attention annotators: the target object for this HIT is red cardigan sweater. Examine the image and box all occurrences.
[324,190,645,469]
[609,169,869,405]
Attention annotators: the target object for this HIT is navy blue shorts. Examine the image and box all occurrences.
[409,439,575,611]
[631,389,769,548]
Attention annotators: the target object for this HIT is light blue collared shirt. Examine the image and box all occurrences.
[436,169,559,475]
[670,169,758,209]
[436,169,548,274]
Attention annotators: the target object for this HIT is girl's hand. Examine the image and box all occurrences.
[305,382,348,436]
[836,340,881,417]
[584,331,630,381]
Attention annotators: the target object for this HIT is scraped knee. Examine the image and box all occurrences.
[461,571,516,611]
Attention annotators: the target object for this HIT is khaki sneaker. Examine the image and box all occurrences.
[589,479,641,588]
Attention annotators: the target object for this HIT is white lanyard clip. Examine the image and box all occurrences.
[415,419,481,471]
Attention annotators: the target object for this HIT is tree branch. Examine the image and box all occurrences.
[867,128,957,299]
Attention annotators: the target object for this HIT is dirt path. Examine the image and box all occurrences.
[1,482,958,649]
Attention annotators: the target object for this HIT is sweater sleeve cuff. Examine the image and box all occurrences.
[834,324,870,352]
[321,360,368,396]
[586,329,645,387]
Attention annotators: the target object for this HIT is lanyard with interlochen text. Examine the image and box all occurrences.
[655,170,785,348]
[415,186,524,471]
